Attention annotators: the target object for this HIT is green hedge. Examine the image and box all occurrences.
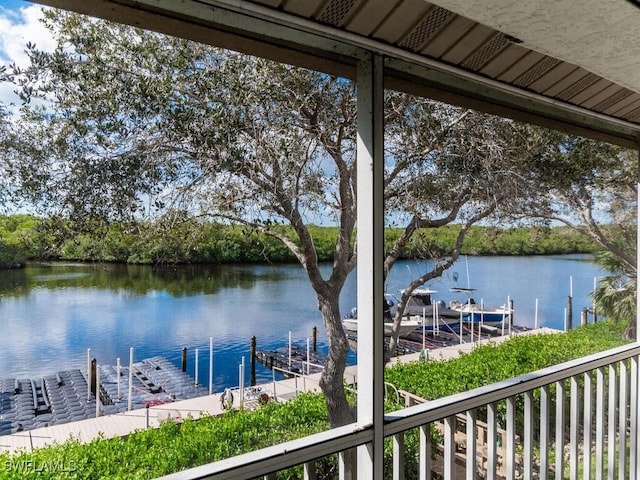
[385,321,629,442]
[385,321,628,401]
[0,393,332,479]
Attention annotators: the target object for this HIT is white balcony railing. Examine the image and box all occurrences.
[160,342,640,480]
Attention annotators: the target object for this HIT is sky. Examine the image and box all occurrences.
[0,0,56,107]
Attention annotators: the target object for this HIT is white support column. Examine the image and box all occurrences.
[636,174,640,480]
[419,424,432,480]
[596,367,605,480]
[506,396,516,480]
[570,375,579,480]
[444,416,455,479]
[583,371,593,479]
[631,356,638,480]
[619,360,629,478]
[540,385,550,480]
[524,391,533,480]
[466,409,477,479]
[487,402,497,479]
[608,364,617,480]
[356,52,385,480]
[555,380,565,480]
[393,433,405,480]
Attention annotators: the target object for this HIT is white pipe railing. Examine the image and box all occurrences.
[159,342,640,480]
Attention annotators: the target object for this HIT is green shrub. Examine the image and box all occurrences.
[386,321,627,402]
[385,320,629,437]
[0,393,331,479]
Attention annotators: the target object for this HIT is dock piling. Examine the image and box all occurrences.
[87,348,92,401]
[116,358,121,400]
[239,357,245,409]
[181,347,187,373]
[90,359,97,397]
[128,347,134,412]
[209,337,213,395]
[508,298,513,337]
[95,365,100,418]
[195,348,199,386]
[251,336,257,386]
[312,327,317,353]
[509,299,514,325]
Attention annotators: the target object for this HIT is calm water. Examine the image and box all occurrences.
[0,255,604,390]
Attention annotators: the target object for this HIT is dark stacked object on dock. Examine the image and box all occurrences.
[0,356,208,436]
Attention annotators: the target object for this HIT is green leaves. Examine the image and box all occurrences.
[0,393,330,479]
[385,320,628,410]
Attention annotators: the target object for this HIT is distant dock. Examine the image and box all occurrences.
[254,322,529,374]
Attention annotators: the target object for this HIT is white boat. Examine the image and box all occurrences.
[392,288,465,332]
[343,288,469,337]
[341,316,422,338]
[448,287,511,327]
[342,295,423,337]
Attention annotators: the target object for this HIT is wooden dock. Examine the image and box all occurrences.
[254,323,529,375]
[254,345,327,376]
[0,371,324,454]
[0,327,559,455]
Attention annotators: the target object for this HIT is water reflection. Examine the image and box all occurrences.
[0,255,604,391]
[0,262,328,388]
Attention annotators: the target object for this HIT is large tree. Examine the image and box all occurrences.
[523,134,638,336]
[533,136,636,270]
[0,105,15,210]
[381,103,561,357]
[1,9,614,427]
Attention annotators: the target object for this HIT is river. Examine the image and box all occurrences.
[0,255,604,390]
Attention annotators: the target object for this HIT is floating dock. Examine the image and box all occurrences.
[0,357,207,437]
[255,323,529,374]
[254,345,327,376]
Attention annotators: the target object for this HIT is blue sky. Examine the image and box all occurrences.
[0,0,28,11]
[0,0,55,106]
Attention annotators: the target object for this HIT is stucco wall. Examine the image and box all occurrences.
[432,0,640,93]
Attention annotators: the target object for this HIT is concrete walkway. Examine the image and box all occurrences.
[0,327,560,454]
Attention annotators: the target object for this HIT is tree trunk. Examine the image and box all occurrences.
[624,320,636,340]
[317,293,355,427]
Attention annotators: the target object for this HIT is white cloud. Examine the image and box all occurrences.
[0,4,56,106]
[0,4,55,64]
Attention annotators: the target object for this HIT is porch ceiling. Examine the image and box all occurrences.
[33,0,640,148]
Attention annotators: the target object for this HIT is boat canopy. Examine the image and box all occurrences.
[390,290,462,319]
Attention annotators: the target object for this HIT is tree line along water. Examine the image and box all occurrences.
[0,214,598,267]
